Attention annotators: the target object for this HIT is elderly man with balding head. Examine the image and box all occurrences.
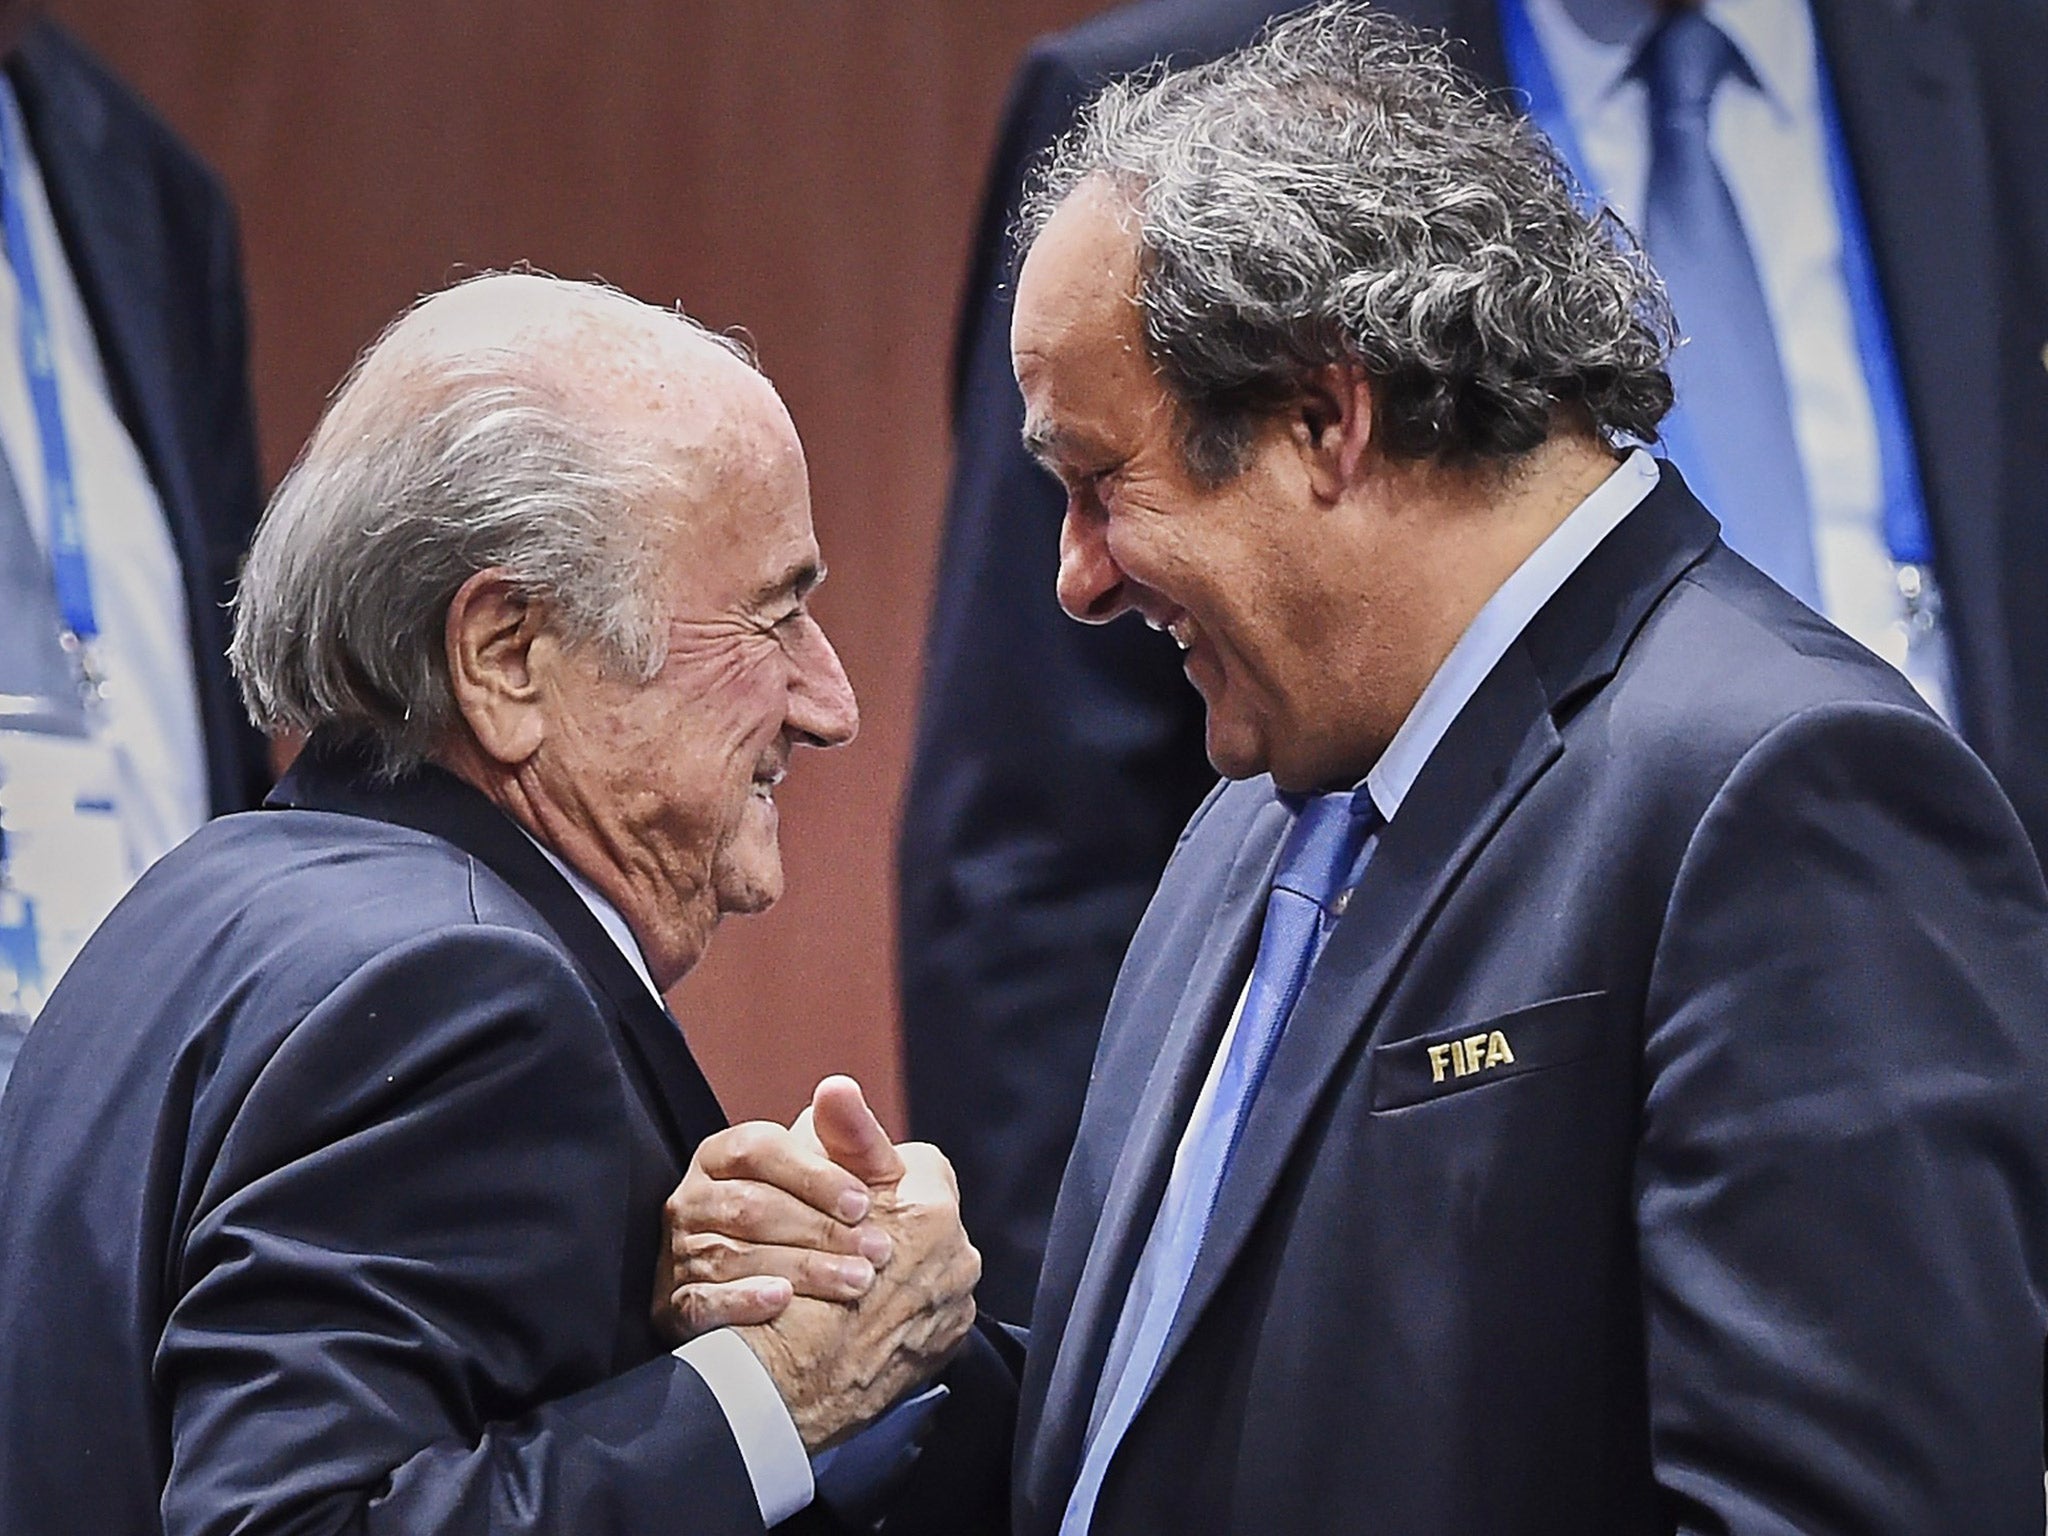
[0,272,980,1536]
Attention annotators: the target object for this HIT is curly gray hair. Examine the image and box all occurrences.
[1019,3,1675,481]
[230,272,757,777]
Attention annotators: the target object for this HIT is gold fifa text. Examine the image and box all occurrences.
[1427,1030,1516,1083]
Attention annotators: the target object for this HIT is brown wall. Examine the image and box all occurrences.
[46,0,1105,1130]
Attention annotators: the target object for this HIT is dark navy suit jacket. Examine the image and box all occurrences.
[899,467,2048,1534]
[8,20,269,816]
[0,742,856,1534]
[898,0,2048,1320]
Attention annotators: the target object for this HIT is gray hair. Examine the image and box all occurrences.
[230,272,758,776]
[1020,3,1675,480]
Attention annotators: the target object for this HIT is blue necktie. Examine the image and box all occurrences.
[1061,791,1380,1534]
[1638,11,1819,604]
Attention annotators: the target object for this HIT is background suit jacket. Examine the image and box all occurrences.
[979,468,2048,1534]
[7,18,269,816]
[0,740,858,1534]
[897,0,2048,1321]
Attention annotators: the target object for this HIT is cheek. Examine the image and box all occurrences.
[664,638,790,756]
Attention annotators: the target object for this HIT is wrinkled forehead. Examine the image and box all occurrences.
[1011,180,1146,378]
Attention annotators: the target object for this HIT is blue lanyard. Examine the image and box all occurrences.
[1494,0,1934,568]
[0,83,93,642]
[1810,47,1933,566]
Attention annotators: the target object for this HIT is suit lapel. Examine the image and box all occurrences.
[1808,0,2003,738]
[1023,791,1290,1509]
[1132,468,1722,1419]
[1148,647,1563,1399]
[266,740,728,1160]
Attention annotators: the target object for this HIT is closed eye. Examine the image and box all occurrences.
[1069,462,1124,509]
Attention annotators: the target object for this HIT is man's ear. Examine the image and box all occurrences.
[444,568,552,768]
[1292,363,1375,502]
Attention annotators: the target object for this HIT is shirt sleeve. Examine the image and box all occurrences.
[675,1328,814,1527]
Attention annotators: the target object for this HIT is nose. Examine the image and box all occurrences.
[1055,498,1133,624]
[787,617,859,748]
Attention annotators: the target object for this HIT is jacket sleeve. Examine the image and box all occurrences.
[1637,701,2048,1532]
[158,925,767,1536]
[896,38,1217,1322]
[874,1316,1027,1536]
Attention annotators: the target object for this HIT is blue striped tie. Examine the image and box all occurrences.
[1061,790,1380,1533]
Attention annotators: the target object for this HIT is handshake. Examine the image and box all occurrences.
[653,1075,983,1449]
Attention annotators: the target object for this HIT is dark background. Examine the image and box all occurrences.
[45,0,1107,1129]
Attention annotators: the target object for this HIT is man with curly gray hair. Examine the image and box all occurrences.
[673,8,2048,1532]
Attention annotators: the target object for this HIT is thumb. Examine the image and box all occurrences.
[811,1075,905,1187]
[788,1105,824,1155]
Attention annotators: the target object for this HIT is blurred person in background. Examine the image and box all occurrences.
[0,1,266,1089]
[900,0,2048,1320]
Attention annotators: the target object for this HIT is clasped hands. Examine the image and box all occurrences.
[653,1075,981,1450]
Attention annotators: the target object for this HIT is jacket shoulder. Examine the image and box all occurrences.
[1597,548,1938,779]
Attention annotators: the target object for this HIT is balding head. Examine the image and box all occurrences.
[355,271,775,451]
[231,271,782,775]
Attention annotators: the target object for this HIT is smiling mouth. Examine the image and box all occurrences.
[751,762,787,800]
[1141,610,1194,652]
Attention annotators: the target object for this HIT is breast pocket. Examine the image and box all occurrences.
[1369,991,1608,1112]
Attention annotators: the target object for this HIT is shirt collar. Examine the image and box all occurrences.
[1709,0,1814,121]
[1362,447,1660,822]
[521,828,665,1005]
[1521,0,1814,123]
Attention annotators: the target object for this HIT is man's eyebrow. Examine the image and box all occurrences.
[749,558,824,610]
[1020,420,1101,471]
[1020,419,1060,466]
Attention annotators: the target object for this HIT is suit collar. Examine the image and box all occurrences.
[1521,459,1721,711]
[1370,449,1661,820]
[1029,468,1718,1504]
[266,734,727,1156]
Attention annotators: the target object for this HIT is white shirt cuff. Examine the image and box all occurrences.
[675,1328,814,1527]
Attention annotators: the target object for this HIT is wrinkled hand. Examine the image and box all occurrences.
[655,1076,982,1450]
[655,1098,891,1339]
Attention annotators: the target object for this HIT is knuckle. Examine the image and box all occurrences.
[681,1232,739,1278]
[697,1128,744,1175]
[708,1181,753,1231]
[799,1252,848,1292]
[728,1121,774,1160]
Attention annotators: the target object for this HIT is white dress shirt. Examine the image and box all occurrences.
[1522,0,1951,716]
[531,840,816,1527]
